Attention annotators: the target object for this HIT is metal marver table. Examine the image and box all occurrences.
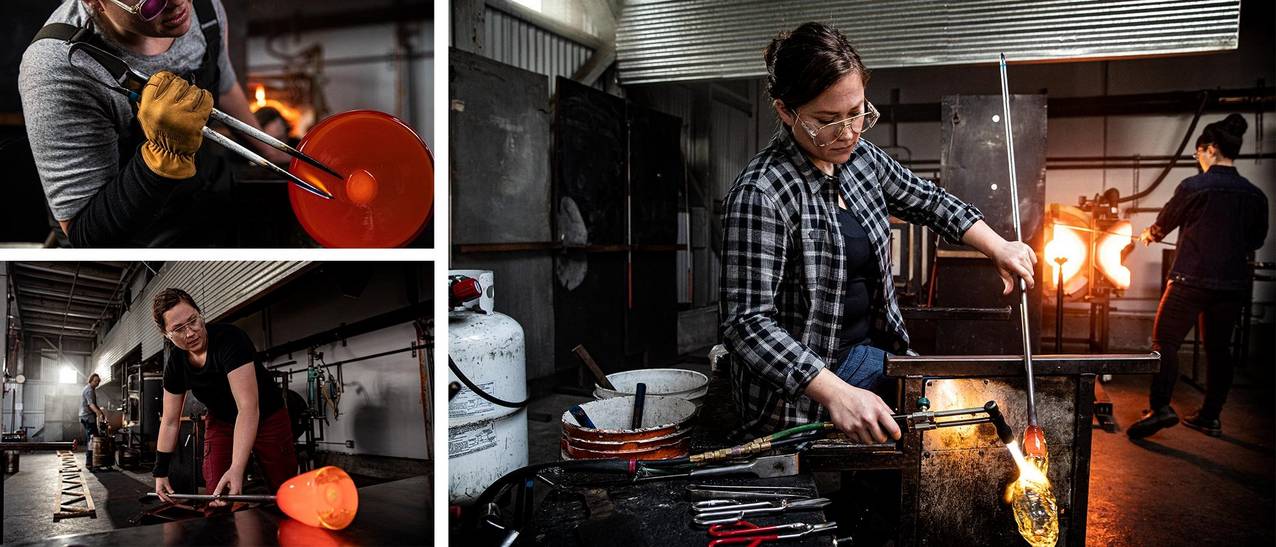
[13,475,431,547]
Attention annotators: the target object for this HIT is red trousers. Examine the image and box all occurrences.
[203,407,298,494]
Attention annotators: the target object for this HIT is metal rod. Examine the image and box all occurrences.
[201,128,331,199]
[208,110,343,180]
[145,493,275,502]
[1000,53,1039,427]
[0,442,76,450]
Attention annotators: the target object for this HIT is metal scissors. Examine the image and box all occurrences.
[706,520,838,546]
[693,498,831,526]
[67,41,337,199]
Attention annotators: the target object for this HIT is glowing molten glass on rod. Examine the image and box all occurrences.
[1005,440,1059,546]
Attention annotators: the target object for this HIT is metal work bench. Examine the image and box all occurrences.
[524,380,833,546]
[11,475,431,546]
[802,353,1159,546]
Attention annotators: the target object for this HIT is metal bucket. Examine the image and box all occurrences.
[593,368,709,407]
[560,396,698,460]
[91,436,113,467]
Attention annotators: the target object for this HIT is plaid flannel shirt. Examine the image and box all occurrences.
[719,128,984,434]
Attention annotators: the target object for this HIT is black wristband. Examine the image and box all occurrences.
[152,450,173,477]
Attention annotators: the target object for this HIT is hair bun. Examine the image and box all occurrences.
[1221,113,1248,137]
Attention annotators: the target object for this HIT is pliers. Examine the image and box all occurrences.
[707,520,838,546]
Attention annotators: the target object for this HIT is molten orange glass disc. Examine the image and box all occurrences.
[288,111,434,247]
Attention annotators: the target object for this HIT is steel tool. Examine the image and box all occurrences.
[999,53,1042,434]
[67,41,337,199]
[692,498,831,526]
[706,520,838,546]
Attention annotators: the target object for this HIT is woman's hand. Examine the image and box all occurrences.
[1138,227,1156,247]
[805,369,900,444]
[991,239,1037,295]
[154,476,175,503]
[209,465,245,507]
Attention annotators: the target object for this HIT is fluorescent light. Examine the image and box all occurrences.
[510,0,542,12]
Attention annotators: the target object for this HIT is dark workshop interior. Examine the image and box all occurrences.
[447,1,1274,546]
[2,261,433,545]
[0,0,434,248]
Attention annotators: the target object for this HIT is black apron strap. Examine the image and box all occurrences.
[189,0,223,97]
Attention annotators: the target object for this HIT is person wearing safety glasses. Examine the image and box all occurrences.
[19,0,286,247]
[149,288,296,509]
[719,23,1037,441]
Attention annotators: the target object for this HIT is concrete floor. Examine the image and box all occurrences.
[2,452,155,544]
[526,361,1275,545]
[1087,372,1275,546]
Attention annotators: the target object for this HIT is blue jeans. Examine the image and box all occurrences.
[833,344,888,390]
[80,418,98,467]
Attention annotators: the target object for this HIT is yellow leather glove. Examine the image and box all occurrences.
[137,71,213,179]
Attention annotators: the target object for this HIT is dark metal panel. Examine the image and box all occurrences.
[450,48,556,380]
[556,77,627,245]
[450,48,552,245]
[922,94,1047,355]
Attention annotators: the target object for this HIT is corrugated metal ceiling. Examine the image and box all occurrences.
[616,0,1242,85]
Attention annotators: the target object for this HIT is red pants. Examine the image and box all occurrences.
[203,407,298,494]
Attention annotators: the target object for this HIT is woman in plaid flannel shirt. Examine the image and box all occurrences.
[720,22,1038,442]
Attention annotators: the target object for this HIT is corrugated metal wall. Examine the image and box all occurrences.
[484,7,595,94]
[616,0,1243,84]
[91,262,311,381]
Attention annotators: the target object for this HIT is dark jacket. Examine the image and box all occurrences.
[1149,165,1268,291]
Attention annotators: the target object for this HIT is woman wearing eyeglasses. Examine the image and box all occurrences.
[20,0,287,247]
[720,23,1037,442]
[150,288,295,508]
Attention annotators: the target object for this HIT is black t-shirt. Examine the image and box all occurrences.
[834,206,878,363]
[162,323,282,422]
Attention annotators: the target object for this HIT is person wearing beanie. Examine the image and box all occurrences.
[1128,113,1269,439]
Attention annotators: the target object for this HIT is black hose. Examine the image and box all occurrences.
[1118,91,1209,203]
[448,356,529,408]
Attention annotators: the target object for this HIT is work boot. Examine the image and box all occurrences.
[1182,411,1222,437]
[1127,406,1179,439]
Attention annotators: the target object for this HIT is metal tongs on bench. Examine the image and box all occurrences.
[692,498,831,526]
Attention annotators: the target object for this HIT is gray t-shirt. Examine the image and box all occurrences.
[18,0,237,222]
[79,384,97,418]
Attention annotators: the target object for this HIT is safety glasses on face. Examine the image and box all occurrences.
[796,101,879,148]
[165,313,203,339]
[106,0,170,21]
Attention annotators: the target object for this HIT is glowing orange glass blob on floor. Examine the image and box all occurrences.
[288,110,434,247]
[276,466,359,530]
[1004,439,1059,547]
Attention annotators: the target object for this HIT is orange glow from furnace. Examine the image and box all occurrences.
[248,84,305,138]
[1097,221,1133,289]
[1044,224,1086,286]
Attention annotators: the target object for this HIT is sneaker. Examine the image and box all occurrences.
[1127,406,1179,439]
[1182,412,1222,437]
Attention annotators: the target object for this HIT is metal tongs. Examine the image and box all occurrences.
[707,520,838,546]
[692,498,831,526]
[66,41,337,199]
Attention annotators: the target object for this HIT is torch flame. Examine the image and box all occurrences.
[1005,440,1059,547]
[1096,220,1133,289]
[255,84,267,108]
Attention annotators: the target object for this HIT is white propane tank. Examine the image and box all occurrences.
[447,270,528,505]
